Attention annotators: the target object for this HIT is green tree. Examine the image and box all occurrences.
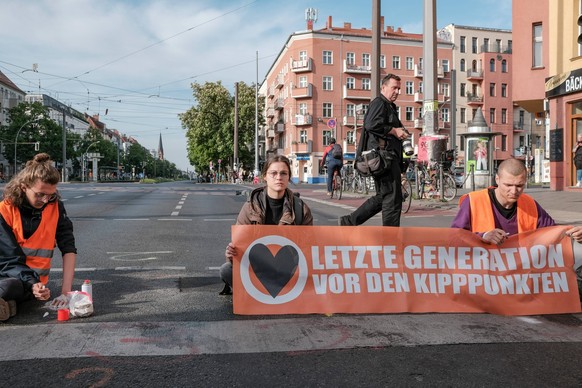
[1,102,79,173]
[180,81,264,172]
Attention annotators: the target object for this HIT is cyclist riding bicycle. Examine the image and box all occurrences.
[321,138,343,198]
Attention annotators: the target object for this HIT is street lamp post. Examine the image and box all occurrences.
[14,118,40,176]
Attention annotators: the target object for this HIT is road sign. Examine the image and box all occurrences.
[327,118,336,129]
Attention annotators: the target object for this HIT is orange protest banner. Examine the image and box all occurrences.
[232,225,581,316]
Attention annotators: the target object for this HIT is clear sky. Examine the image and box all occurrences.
[0,0,512,171]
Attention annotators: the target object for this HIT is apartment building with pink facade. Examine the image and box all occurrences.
[260,16,453,183]
[513,0,582,190]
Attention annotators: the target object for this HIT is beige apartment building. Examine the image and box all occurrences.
[260,16,453,183]
[513,0,582,191]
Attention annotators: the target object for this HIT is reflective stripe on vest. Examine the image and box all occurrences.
[0,201,59,284]
[461,189,538,233]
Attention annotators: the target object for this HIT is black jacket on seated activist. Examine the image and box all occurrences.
[340,73,409,227]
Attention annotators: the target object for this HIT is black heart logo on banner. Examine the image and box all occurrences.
[248,243,299,298]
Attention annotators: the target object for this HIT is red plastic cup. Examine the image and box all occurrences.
[57,308,70,321]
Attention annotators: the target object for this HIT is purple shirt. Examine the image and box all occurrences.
[451,192,555,236]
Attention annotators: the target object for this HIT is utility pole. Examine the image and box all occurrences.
[254,51,260,177]
[234,82,239,172]
[62,108,67,182]
[371,0,381,99]
[422,0,438,136]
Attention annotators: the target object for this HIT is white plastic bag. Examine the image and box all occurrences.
[67,291,94,318]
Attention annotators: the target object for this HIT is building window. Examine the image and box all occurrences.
[298,76,307,88]
[362,53,370,67]
[323,76,333,90]
[460,58,466,72]
[322,103,333,118]
[323,130,332,145]
[405,106,413,121]
[405,81,414,95]
[460,108,466,123]
[299,130,308,143]
[490,108,496,124]
[489,83,495,97]
[496,39,502,52]
[299,103,307,115]
[346,52,355,65]
[392,55,401,69]
[533,23,543,68]
[460,36,466,53]
[441,108,449,123]
[323,50,333,65]
[501,108,507,124]
[460,83,466,97]
[483,38,489,52]
[502,135,507,151]
[346,77,355,89]
[490,58,495,72]
[346,104,355,117]
[418,81,423,93]
[380,55,386,68]
[299,51,307,61]
[441,59,449,72]
[501,59,507,73]
[406,56,414,70]
[347,130,355,144]
[501,83,507,97]
[472,37,478,53]
[362,78,371,90]
[441,83,450,97]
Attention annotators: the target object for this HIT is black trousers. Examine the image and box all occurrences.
[346,162,402,226]
[0,277,30,303]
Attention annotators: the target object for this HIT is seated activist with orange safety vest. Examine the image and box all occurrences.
[451,158,582,245]
[0,153,77,321]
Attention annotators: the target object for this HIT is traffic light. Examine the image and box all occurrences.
[34,142,39,151]
[578,15,582,44]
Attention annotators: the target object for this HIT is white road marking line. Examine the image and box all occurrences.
[88,193,96,196]
[115,266,186,271]
[158,218,192,221]
[51,267,96,272]
[113,218,150,221]
[175,205,182,209]
[74,195,84,199]
[204,218,236,221]
[178,201,184,205]
[171,211,180,216]
[208,266,221,270]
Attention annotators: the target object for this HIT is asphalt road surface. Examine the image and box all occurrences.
[1,181,580,387]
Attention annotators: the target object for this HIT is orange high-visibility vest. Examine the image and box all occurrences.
[0,201,58,284]
[459,189,538,233]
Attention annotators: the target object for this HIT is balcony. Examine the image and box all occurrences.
[343,114,365,127]
[291,58,313,72]
[414,64,423,78]
[414,92,423,103]
[343,60,371,74]
[343,85,372,100]
[466,92,484,105]
[274,98,284,110]
[266,107,275,118]
[414,119,423,129]
[467,69,483,81]
[294,114,313,126]
[267,129,275,138]
[480,44,512,54]
[293,142,310,153]
[437,66,445,78]
[275,74,284,89]
[267,86,275,99]
[292,83,312,99]
[276,123,285,133]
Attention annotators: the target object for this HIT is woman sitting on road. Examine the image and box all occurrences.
[0,153,77,321]
[219,155,313,293]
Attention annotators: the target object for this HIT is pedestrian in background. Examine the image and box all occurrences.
[339,73,410,226]
[573,134,582,187]
[220,155,313,293]
[0,153,77,321]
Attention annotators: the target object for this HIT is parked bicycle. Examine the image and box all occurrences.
[415,159,457,202]
[401,174,412,213]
